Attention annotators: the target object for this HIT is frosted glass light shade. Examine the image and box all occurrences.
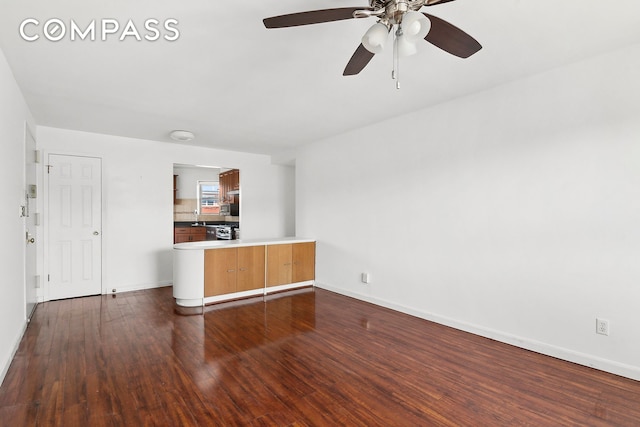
[397,34,417,57]
[362,23,389,54]
[401,11,431,41]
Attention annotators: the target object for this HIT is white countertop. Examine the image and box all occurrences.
[173,237,315,250]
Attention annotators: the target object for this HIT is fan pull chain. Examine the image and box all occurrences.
[392,26,400,90]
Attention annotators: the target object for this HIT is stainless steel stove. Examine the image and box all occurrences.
[214,223,239,240]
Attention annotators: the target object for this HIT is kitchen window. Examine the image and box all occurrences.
[197,181,220,214]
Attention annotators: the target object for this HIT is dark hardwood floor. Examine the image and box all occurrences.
[1,286,639,426]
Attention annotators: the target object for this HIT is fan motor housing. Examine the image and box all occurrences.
[370,0,427,24]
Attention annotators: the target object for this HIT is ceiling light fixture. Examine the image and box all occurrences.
[360,4,433,89]
[401,10,431,42]
[263,0,482,88]
[396,31,417,57]
[362,22,389,54]
[170,130,195,142]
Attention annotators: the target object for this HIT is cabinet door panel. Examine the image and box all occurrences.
[267,244,292,287]
[232,169,240,190]
[204,248,237,297]
[237,246,265,292]
[293,242,316,283]
[174,234,191,243]
[191,228,206,242]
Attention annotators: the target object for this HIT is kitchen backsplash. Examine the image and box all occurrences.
[174,198,238,222]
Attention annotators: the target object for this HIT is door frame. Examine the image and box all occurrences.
[23,124,39,319]
[43,151,105,301]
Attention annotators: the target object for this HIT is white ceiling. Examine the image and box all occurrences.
[1,0,639,155]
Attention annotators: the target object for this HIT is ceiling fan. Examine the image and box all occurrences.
[263,0,482,78]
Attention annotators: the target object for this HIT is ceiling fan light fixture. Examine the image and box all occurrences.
[263,2,482,78]
[169,130,195,142]
[362,22,389,54]
[397,34,418,57]
[401,11,431,42]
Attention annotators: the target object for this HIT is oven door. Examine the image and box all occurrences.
[216,226,232,240]
[205,226,217,240]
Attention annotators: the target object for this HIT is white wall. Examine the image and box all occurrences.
[173,165,220,200]
[37,126,295,294]
[0,48,34,385]
[296,43,640,380]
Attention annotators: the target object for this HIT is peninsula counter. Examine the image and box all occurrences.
[173,237,315,307]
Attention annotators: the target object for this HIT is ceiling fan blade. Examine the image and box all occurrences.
[423,13,482,58]
[264,7,369,28]
[343,44,375,76]
[425,0,457,5]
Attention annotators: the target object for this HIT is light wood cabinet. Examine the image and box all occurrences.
[267,244,292,287]
[174,239,315,307]
[293,242,316,283]
[204,248,237,297]
[205,246,266,297]
[174,226,206,244]
[237,245,266,292]
[267,242,315,287]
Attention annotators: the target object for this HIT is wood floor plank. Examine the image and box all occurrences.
[0,403,38,427]
[2,286,640,426]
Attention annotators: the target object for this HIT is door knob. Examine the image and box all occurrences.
[28,238,35,244]
[93,231,100,236]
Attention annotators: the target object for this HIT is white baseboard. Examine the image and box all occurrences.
[104,281,172,295]
[0,320,28,387]
[265,280,314,295]
[315,282,640,382]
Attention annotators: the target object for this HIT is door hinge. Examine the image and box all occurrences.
[47,274,50,282]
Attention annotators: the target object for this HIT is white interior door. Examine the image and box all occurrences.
[24,126,38,318]
[48,154,102,300]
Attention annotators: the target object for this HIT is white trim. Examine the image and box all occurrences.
[23,123,39,320]
[107,281,172,295]
[200,281,315,305]
[203,288,265,305]
[42,151,104,302]
[315,282,640,382]
[265,281,314,295]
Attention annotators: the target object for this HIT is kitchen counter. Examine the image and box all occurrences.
[174,222,231,227]
[174,236,315,250]
[173,237,316,307]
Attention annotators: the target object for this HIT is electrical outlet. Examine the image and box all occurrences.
[596,318,610,336]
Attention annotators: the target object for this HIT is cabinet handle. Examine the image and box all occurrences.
[227,269,236,273]
[284,263,292,266]
[239,268,247,271]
